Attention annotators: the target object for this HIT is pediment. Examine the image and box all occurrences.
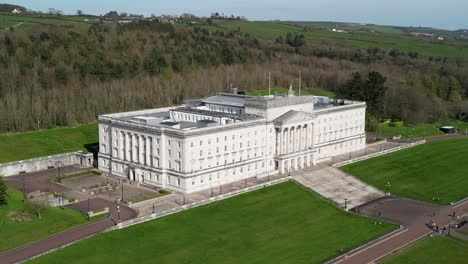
[274,110,316,124]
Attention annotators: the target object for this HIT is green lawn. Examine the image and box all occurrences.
[381,236,468,264]
[0,123,98,164]
[0,12,92,30]
[377,119,468,138]
[342,137,468,205]
[246,87,336,98]
[210,20,468,59]
[0,188,88,252]
[30,181,395,264]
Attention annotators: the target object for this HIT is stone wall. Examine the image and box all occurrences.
[0,151,94,177]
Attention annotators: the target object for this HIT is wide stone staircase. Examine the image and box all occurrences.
[293,165,385,210]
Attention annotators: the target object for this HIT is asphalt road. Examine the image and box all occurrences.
[0,198,137,264]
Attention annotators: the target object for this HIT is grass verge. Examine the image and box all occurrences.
[342,137,468,204]
[30,181,396,263]
[0,187,88,253]
[381,236,468,264]
[0,123,97,164]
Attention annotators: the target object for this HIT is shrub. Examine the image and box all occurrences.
[159,189,171,194]
[389,121,404,127]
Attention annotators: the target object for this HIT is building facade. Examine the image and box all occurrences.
[98,91,366,193]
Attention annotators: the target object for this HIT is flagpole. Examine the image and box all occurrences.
[299,70,302,96]
[268,72,271,97]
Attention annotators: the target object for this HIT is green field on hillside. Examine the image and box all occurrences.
[0,12,91,29]
[377,119,468,138]
[381,236,468,264]
[342,137,468,204]
[0,123,98,164]
[246,87,336,97]
[211,20,468,59]
[0,187,88,252]
[30,181,395,264]
[282,21,405,34]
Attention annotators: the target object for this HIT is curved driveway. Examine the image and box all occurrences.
[0,198,137,264]
[330,197,468,264]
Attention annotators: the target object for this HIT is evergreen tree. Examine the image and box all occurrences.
[364,72,387,118]
[346,72,364,100]
[0,176,7,206]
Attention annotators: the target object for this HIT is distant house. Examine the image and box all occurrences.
[332,28,346,33]
[437,36,445,41]
[11,8,22,14]
[118,15,144,24]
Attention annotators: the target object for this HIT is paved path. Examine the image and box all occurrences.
[0,198,137,264]
[4,165,87,194]
[293,165,385,209]
[329,197,468,264]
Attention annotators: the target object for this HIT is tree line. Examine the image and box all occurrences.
[0,20,467,133]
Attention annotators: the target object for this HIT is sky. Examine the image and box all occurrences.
[12,0,468,30]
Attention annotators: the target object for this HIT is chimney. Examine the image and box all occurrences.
[228,83,238,94]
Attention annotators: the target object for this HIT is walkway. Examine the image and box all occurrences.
[4,165,88,194]
[293,165,385,209]
[329,197,468,264]
[0,198,137,264]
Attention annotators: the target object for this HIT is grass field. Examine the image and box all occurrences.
[0,123,98,164]
[282,21,405,34]
[342,137,468,205]
[377,119,468,138]
[246,87,336,97]
[211,20,468,59]
[30,181,395,264]
[0,187,88,252]
[381,236,468,264]
[0,12,91,30]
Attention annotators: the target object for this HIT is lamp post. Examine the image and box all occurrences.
[56,161,62,183]
[344,198,348,209]
[117,205,121,223]
[121,180,124,202]
[152,203,155,214]
[87,198,90,221]
[386,181,391,195]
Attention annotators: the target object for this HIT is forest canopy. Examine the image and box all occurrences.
[0,20,467,133]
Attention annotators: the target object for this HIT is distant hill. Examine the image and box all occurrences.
[0,3,26,12]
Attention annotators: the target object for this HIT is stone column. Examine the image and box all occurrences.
[132,134,138,162]
[119,132,123,159]
[298,125,302,151]
[291,127,297,153]
[139,135,145,164]
[125,133,129,161]
[146,137,151,166]
[279,129,283,155]
[304,125,308,150]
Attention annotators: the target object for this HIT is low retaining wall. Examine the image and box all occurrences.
[333,140,426,167]
[108,177,292,231]
[88,207,109,218]
[0,151,93,177]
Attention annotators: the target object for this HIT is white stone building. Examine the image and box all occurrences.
[98,90,366,193]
